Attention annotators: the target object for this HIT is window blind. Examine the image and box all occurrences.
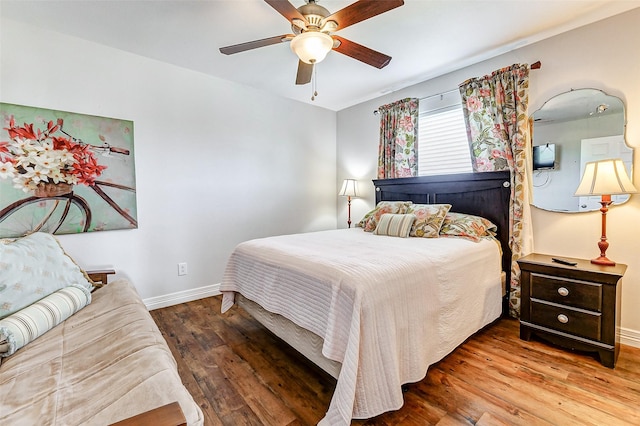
[418,105,472,176]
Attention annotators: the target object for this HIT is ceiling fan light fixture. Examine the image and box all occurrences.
[290,31,333,64]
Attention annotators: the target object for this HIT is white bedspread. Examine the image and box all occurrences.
[220,228,502,425]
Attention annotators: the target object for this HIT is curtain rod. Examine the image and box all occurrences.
[373,61,542,115]
[373,91,456,115]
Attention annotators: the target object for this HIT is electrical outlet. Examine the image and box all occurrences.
[177,262,188,276]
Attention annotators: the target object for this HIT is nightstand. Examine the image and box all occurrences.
[518,253,626,368]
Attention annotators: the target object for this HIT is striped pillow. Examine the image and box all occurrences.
[374,214,416,238]
[0,285,91,357]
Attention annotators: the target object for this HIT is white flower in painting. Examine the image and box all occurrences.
[65,174,79,185]
[34,164,53,180]
[33,152,57,171]
[23,180,38,192]
[9,137,30,152]
[29,141,47,153]
[59,150,75,165]
[39,140,55,152]
[0,161,15,179]
[15,151,38,168]
[21,165,49,185]
[49,168,65,183]
[13,175,36,192]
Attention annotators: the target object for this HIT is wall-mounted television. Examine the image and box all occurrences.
[533,143,556,170]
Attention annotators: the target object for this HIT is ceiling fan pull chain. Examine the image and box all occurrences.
[311,65,318,101]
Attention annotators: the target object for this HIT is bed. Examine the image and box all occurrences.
[220,171,512,425]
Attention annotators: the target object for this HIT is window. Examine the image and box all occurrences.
[418,91,473,176]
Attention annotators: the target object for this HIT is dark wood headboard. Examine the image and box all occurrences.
[373,171,512,314]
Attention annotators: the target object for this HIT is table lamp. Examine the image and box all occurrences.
[575,158,637,265]
[339,179,359,228]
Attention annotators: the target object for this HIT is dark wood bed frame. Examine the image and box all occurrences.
[373,171,512,315]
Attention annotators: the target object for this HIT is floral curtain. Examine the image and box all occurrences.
[459,63,534,318]
[377,98,419,178]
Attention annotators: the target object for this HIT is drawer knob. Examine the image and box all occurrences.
[557,314,569,324]
[557,287,569,297]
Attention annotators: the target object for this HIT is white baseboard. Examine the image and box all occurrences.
[144,283,221,311]
[620,326,640,349]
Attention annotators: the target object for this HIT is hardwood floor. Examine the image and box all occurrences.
[151,296,640,425]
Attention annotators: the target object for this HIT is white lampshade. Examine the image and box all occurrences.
[290,31,333,64]
[339,179,358,198]
[575,159,638,196]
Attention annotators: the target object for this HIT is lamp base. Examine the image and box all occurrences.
[591,195,615,267]
[591,256,616,266]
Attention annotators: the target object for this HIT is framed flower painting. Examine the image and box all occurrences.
[0,103,137,238]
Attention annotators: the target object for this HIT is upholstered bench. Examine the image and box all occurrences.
[0,233,203,425]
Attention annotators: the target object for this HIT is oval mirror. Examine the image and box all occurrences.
[531,88,633,212]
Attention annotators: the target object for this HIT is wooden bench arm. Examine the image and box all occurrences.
[109,402,187,426]
[87,269,116,286]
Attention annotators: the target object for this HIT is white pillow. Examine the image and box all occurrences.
[0,232,94,319]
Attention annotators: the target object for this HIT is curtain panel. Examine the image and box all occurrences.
[377,98,419,179]
[459,63,534,318]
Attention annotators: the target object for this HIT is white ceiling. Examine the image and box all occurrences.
[2,0,639,111]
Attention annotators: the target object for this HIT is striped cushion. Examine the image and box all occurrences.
[0,285,91,357]
[374,214,416,238]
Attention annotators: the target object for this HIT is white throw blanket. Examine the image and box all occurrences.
[220,229,502,425]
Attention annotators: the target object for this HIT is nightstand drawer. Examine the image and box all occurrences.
[531,273,602,311]
[531,300,601,340]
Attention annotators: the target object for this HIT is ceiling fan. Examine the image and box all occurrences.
[219,0,404,85]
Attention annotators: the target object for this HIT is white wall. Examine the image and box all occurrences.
[1,19,337,302]
[337,9,640,346]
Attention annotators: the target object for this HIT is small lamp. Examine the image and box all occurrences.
[339,179,359,228]
[575,159,637,265]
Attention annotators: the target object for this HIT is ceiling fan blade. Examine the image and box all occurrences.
[219,35,292,55]
[296,60,313,85]
[332,35,392,69]
[264,0,306,22]
[324,0,404,31]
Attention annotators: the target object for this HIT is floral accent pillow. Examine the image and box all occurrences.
[358,201,414,232]
[373,214,416,238]
[439,212,498,242]
[407,204,452,238]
